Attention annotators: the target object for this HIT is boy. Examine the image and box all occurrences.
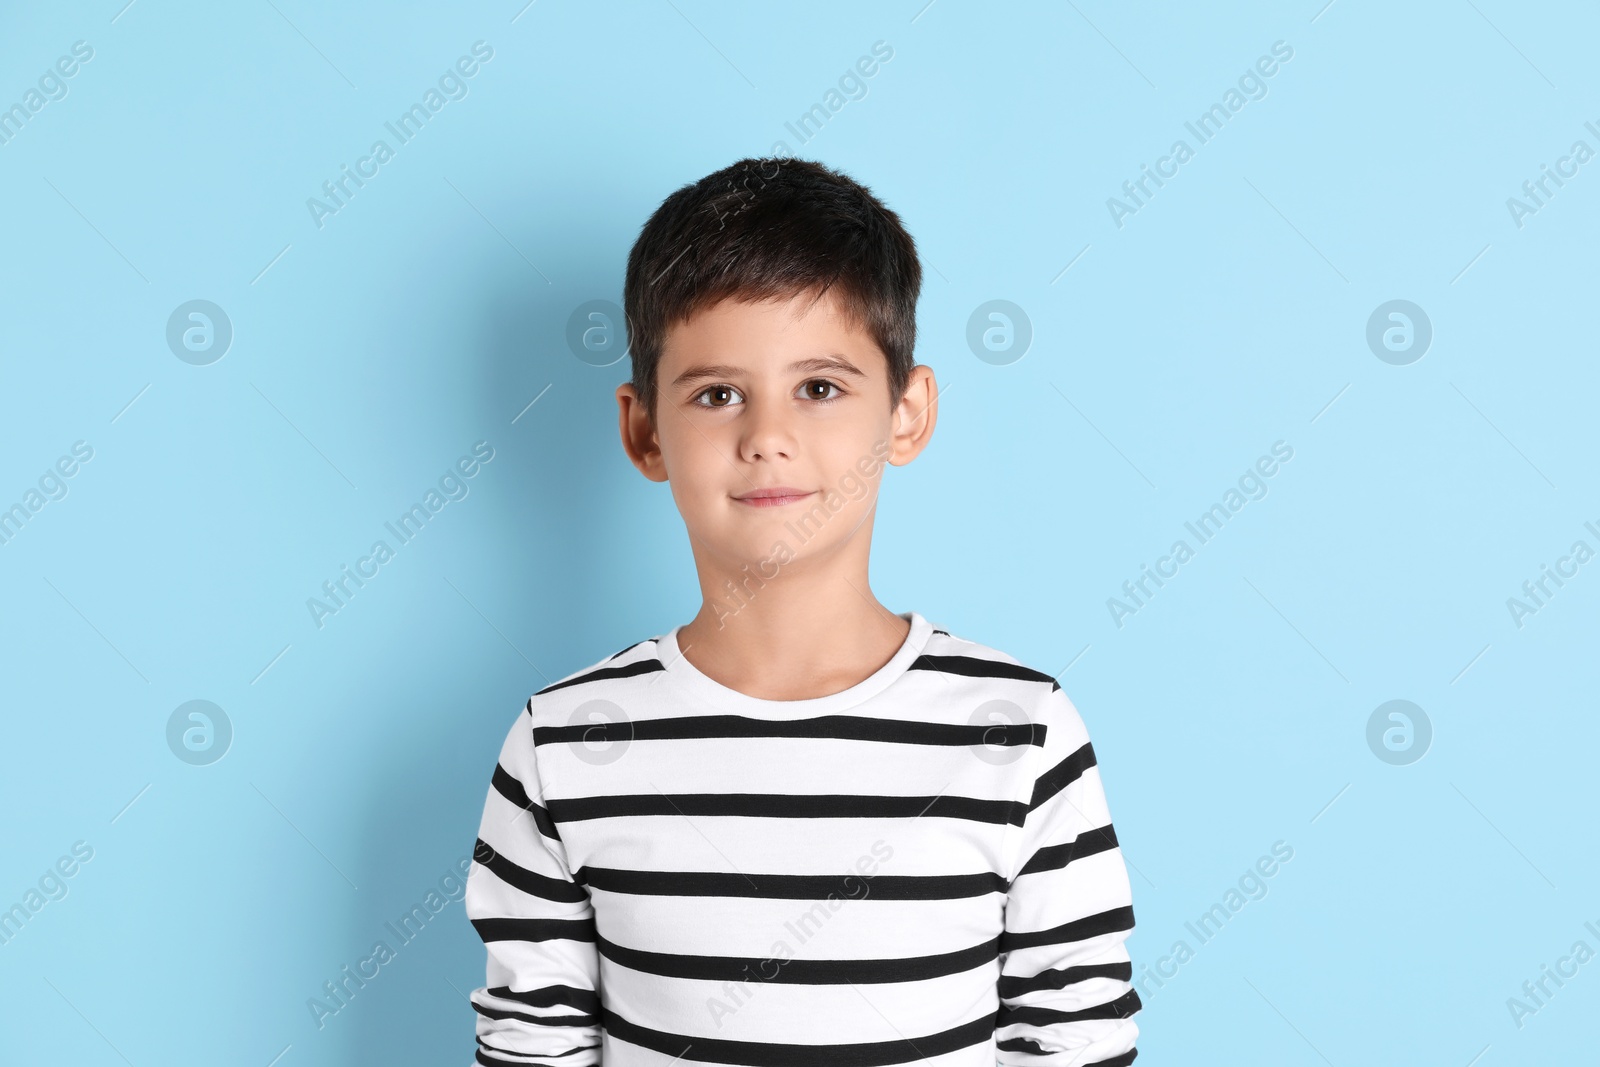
[463,157,1141,1065]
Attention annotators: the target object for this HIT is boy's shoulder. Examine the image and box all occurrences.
[916,620,1087,732]
[918,624,1102,773]
[519,631,667,711]
[500,629,673,733]
[917,619,1063,693]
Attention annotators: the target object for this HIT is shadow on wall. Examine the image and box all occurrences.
[340,175,656,1059]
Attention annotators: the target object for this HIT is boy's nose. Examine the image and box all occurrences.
[737,400,799,462]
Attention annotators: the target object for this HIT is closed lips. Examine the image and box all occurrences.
[733,487,813,506]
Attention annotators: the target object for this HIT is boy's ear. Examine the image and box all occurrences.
[886,364,938,467]
[616,382,669,482]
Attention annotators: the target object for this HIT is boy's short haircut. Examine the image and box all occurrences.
[623,156,922,425]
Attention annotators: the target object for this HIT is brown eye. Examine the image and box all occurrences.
[694,385,743,408]
[802,379,843,402]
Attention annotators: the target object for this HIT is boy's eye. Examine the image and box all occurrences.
[801,379,843,402]
[694,385,744,407]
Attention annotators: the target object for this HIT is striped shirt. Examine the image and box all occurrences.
[464,610,1141,1066]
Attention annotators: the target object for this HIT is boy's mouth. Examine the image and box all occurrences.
[732,486,815,508]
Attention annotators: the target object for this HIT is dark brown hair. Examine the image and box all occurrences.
[623,156,921,424]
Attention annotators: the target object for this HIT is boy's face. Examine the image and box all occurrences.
[616,287,935,577]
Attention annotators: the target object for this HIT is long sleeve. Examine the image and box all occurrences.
[995,683,1141,1065]
[464,698,603,1066]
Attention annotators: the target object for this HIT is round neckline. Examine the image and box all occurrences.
[655,610,933,715]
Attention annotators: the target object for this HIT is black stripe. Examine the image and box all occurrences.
[486,984,600,1014]
[533,713,1045,750]
[596,929,999,984]
[470,915,596,944]
[995,1037,1137,1065]
[599,1001,995,1066]
[476,1039,596,1065]
[489,765,562,842]
[472,999,599,1029]
[999,960,1132,999]
[908,653,1059,687]
[997,987,1142,1027]
[577,866,1005,900]
[1029,741,1096,812]
[535,658,664,695]
[606,638,651,662]
[1001,905,1135,953]
[473,837,588,904]
[476,1051,563,1066]
[1013,824,1119,884]
[490,760,536,812]
[548,792,1024,826]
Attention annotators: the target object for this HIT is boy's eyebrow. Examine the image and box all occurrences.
[670,355,867,388]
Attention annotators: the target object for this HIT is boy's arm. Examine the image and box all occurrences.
[464,699,603,1066]
[995,684,1142,1065]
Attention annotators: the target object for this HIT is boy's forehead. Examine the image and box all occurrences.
[660,289,884,371]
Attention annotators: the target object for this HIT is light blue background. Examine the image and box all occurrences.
[2,1,1596,1063]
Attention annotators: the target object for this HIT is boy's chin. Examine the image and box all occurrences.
[699,533,810,571]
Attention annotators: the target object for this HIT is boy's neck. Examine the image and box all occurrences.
[674,576,911,702]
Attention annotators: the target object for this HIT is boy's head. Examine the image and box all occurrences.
[614,157,937,585]
[621,156,921,425]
